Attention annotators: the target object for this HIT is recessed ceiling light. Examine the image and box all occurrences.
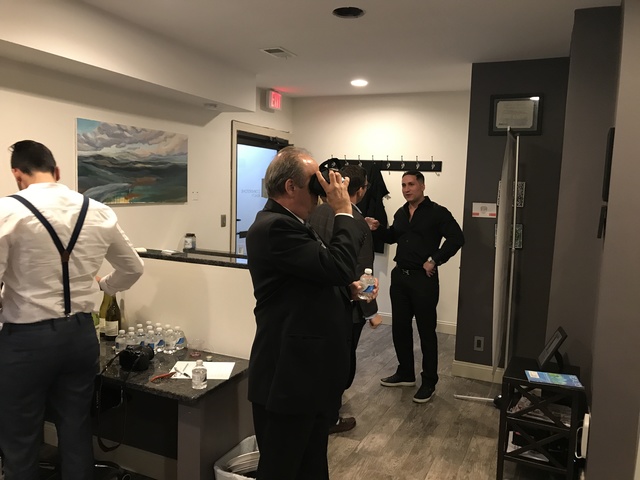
[333,7,365,19]
[351,79,368,87]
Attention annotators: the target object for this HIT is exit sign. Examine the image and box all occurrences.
[267,90,282,110]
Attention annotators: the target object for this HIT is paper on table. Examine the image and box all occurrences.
[171,361,235,380]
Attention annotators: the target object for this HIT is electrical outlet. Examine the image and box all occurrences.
[474,336,484,352]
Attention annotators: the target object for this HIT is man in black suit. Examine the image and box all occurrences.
[309,164,382,434]
[246,147,371,480]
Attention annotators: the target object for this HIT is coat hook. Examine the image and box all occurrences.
[415,156,420,170]
[400,155,404,170]
[344,154,349,165]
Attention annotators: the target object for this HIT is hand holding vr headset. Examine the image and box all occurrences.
[309,168,352,216]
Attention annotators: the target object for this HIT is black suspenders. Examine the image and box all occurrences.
[9,194,90,316]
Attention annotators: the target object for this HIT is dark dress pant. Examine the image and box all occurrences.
[252,402,331,480]
[327,314,366,426]
[389,267,440,387]
[0,313,99,480]
[347,317,366,390]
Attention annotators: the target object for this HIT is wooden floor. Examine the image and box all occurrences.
[327,324,563,480]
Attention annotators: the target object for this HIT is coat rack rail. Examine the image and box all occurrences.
[325,157,442,173]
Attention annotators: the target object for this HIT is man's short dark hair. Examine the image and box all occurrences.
[402,170,424,184]
[340,165,367,196]
[10,140,56,175]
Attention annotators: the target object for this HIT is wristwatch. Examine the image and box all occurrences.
[427,257,436,265]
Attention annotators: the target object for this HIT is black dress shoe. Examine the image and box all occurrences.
[328,416,356,434]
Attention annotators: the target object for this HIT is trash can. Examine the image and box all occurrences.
[213,435,259,480]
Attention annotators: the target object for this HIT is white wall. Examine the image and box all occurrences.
[122,259,256,359]
[292,92,470,330]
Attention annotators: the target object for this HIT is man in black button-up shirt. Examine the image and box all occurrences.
[367,170,464,403]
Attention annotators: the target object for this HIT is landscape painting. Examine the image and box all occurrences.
[77,118,188,204]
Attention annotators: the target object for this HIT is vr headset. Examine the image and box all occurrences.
[309,164,344,197]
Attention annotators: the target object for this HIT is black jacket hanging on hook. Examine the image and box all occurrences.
[357,162,389,254]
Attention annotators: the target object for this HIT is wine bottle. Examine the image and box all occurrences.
[98,292,112,338]
[104,294,121,340]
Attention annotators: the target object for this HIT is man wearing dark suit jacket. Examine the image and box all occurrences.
[246,147,369,480]
[309,165,382,434]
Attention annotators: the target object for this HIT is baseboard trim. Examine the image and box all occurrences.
[452,359,504,384]
[436,321,457,335]
[378,313,457,335]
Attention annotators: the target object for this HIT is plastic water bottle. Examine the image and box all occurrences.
[357,268,375,300]
[174,326,186,350]
[164,329,177,354]
[136,328,146,346]
[125,331,137,347]
[145,326,156,351]
[115,330,127,353]
[155,327,165,352]
[191,359,207,389]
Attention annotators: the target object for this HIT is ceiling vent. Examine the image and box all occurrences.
[260,47,297,59]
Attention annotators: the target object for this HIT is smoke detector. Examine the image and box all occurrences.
[260,47,297,59]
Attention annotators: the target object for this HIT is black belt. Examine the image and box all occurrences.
[396,267,425,275]
[1,312,92,333]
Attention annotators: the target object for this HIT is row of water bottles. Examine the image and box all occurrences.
[115,322,186,355]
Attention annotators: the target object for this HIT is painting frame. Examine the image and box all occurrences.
[489,94,543,136]
[76,118,188,205]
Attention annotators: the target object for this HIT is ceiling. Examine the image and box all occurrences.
[78,0,620,98]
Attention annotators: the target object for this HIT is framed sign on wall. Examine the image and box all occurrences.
[489,94,543,135]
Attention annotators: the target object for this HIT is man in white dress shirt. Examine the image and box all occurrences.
[0,140,144,480]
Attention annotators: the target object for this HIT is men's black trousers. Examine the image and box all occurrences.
[389,267,440,387]
[0,313,99,480]
[252,403,331,480]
